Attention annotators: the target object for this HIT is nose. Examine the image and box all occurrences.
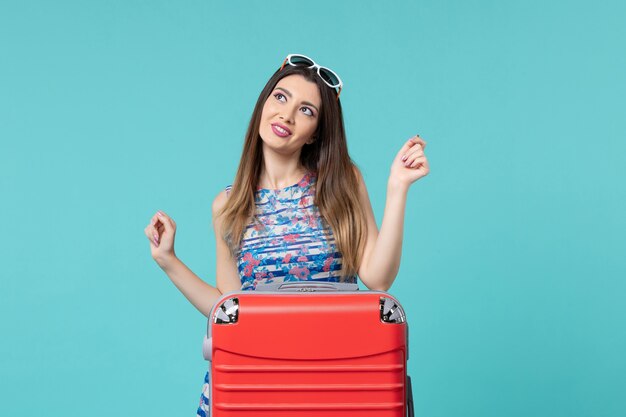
[279,104,297,124]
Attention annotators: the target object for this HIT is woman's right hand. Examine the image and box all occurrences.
[144,210,177,269]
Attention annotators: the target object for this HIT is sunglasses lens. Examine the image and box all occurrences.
[319,68,341,88]
[289,55,314,67]
[283,55,342,96]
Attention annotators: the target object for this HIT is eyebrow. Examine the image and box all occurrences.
[274,87,320,113]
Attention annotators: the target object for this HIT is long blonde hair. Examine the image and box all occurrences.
[218,65,367,278]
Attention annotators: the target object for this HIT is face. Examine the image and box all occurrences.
[258,74,321,156]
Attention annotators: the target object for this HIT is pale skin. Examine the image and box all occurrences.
[144,74,430,317]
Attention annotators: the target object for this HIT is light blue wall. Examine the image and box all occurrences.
[1,1,624,416]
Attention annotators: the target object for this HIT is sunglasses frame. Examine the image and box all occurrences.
[280,53,343,100]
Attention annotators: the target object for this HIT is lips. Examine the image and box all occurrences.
[271,123,292,137]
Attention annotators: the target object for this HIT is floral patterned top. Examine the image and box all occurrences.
[227,171,356,291]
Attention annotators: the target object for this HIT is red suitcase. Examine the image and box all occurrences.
[202,282,414,417]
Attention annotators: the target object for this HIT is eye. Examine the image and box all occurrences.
[300,107,314,117]
[273,93,286,102]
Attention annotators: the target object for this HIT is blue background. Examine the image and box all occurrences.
[1,1,624,416]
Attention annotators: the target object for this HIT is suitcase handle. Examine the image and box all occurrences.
[255,281,359,292]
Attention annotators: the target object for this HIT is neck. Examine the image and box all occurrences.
[258,146,307,189]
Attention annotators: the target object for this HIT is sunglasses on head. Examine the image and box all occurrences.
[279,53,343,100]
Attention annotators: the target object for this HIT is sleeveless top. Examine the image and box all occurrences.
[226,171,356,291]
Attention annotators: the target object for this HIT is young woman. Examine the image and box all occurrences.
[143,53,429,415]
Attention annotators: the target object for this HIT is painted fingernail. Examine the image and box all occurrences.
[154,233,159,243]
[157,211,163,217]
[402,155,407,161]
[153,237,158,246]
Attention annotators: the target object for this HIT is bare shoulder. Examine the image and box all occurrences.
[212,189,230,217]
[351,165,367,193]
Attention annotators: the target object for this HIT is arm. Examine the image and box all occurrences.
[148,209,223,318]
[356,174,407,291]
[159,256,223,318]
[212,190,243,296]
[145,190,241,318]
[357,135,430,291]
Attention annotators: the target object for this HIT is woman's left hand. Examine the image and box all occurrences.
[389,135,430,190]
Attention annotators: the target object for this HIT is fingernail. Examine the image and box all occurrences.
[157,211,163,217]
[402,155,407,161]
[153,237,158,246]
[154,233,159,243]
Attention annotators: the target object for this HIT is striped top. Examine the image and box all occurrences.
[227,171,355,291]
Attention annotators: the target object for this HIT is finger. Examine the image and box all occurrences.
[414,159,430,174]
[145,226,160,246]
[402,144,424,163]
[402,146,424,162]
[405,153,426,167]
[152,211,171,231]
[156,210,176,228]
[408,140,426,152]
[148,218,162,231]
[409,156,427,168]
[147,216,163,241]
[154,223,164,241]
[150,211,164,226]
[411,135,427,149]
[152,224,163,244]
[401,138,426,161]
[398,137,419,157]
